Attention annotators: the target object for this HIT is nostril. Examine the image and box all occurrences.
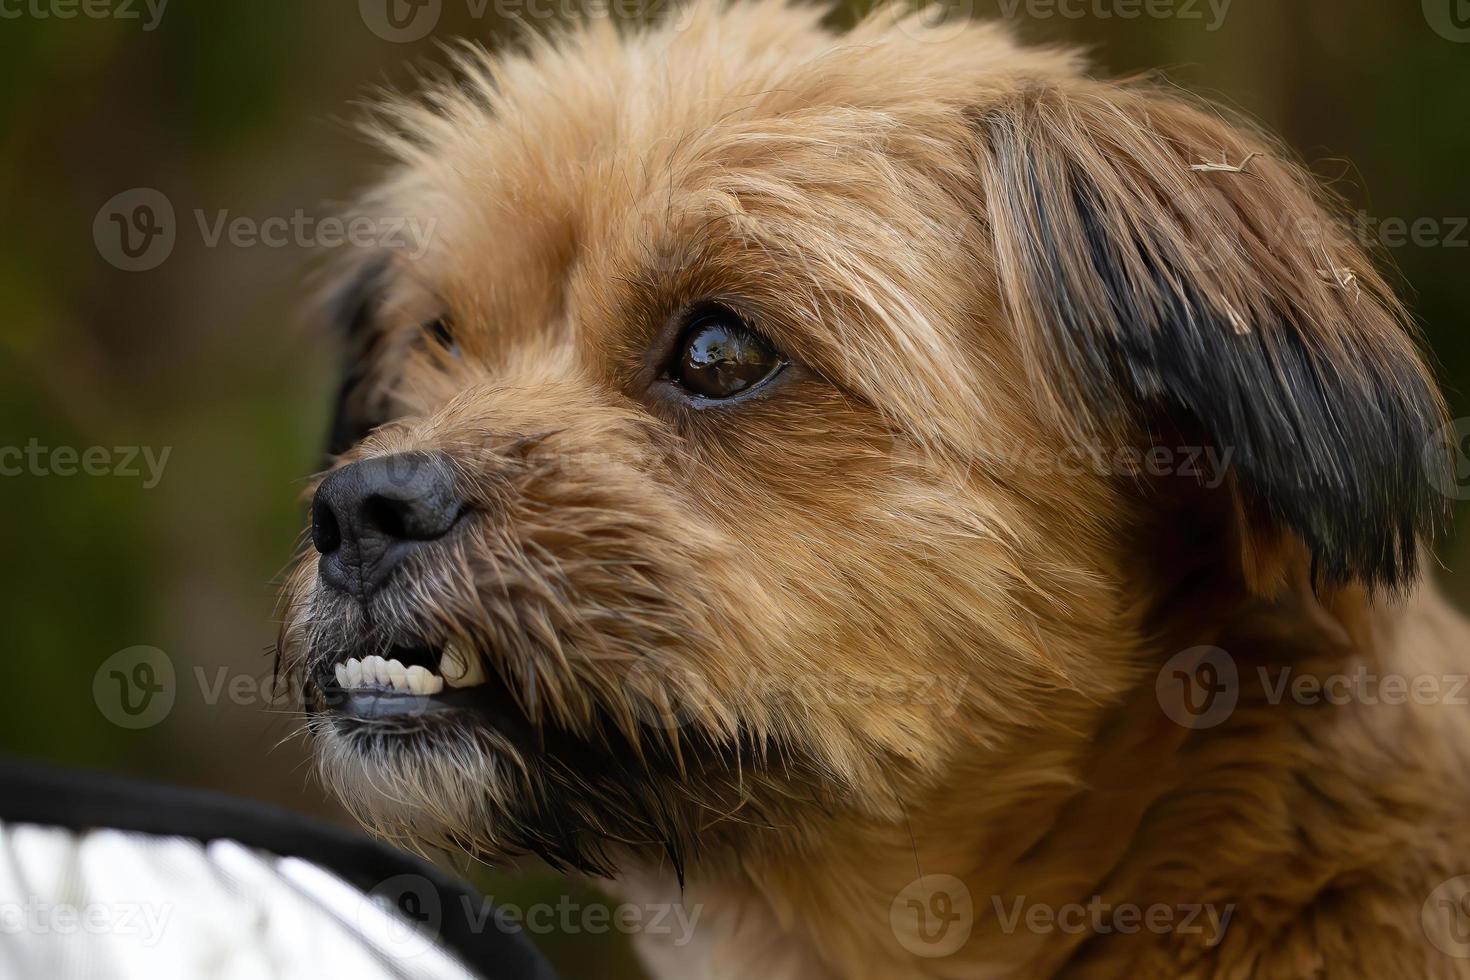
[311,494,342,555]
[359,489,461,542]
[363,494,410,541]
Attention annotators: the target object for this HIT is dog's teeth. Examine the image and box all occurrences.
[334,653,453,693]
[387,659,409,692]
[406,665,443,696]
[440,644,487,689]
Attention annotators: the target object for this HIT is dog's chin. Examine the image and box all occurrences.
[305,641,574,857]
[314,708,523,855]
[302,636,757,879]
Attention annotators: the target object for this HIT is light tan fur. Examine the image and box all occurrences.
[278,4,1470,977]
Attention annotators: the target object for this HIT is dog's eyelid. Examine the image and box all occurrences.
[424,316,459,356]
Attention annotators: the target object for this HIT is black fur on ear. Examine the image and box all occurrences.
[975,84,1450,588]
[321,255,393,460]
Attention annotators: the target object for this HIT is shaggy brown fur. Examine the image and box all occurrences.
[277,3,1470,977]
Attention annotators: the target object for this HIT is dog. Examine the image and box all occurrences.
[277,3,1470,976]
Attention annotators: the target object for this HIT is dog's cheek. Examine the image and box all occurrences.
[709,439,1133,784]
[277,550,324,687]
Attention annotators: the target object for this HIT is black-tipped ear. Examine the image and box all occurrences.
[976,85,1449,588]
[322,256,392,459]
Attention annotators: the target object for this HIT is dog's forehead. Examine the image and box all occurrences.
[404,3,837,301]
[376,2,1080,435]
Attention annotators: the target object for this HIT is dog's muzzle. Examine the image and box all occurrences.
[306,450,515,724]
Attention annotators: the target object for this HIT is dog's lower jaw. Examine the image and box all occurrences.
[615,578,1470,980]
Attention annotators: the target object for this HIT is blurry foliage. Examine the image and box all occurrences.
[0,2,1465,977]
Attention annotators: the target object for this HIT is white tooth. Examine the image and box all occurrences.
[425,673,444,695]
[439,643,487,688]
[334,664,348,688]
[406,665,436,696]
[364,655,386,686]
[345,659,363,688]
[387,659,409,692]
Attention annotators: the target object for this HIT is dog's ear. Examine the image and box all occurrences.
[973,83,1450,589]
[320,254,394,460]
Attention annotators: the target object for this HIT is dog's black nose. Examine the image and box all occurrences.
[311,452,462,599]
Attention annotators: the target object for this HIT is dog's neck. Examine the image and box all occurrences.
[620,691,1190,980]
[617,574,1470,979]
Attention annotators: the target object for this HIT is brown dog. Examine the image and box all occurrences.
[278,3,1470,976]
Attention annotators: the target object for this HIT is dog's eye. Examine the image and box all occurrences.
[671,306,785,399]
[424,317,457,355]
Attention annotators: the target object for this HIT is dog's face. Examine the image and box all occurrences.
[279,1,1448,877]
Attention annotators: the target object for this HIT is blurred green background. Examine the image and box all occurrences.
[0,1,1465,976]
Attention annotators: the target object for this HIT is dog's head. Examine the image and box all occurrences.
[279,1,1450,878]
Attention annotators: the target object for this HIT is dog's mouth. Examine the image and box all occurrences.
[311,640,531,733]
